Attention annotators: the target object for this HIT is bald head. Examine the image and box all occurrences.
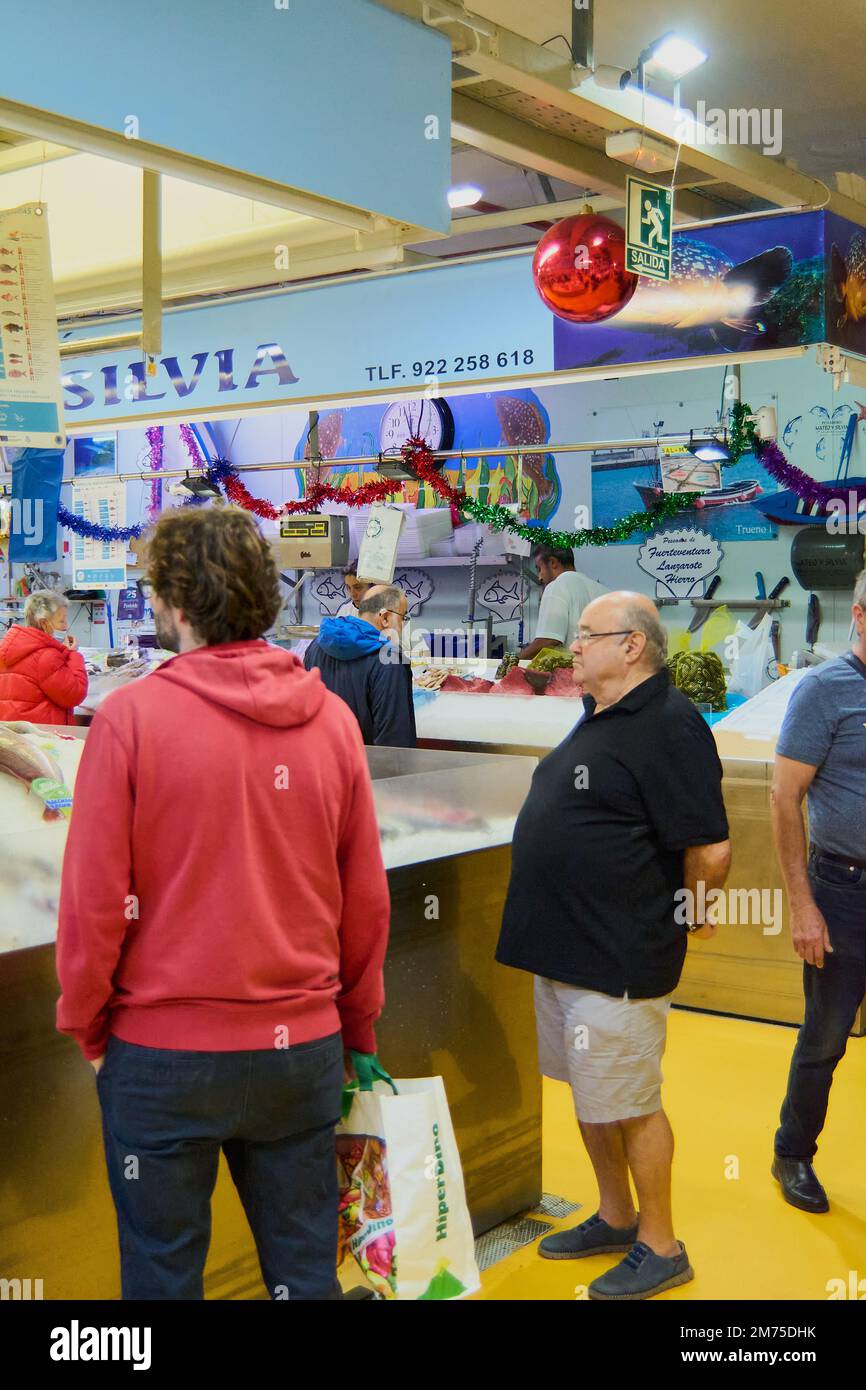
[582,590,667,673]
[357,583,408,637]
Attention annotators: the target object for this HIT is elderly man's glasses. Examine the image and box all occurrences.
[576,629,633,643]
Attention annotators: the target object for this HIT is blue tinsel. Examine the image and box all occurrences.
[55,458,235,542]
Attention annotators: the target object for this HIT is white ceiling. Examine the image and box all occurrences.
[0,153,303,285]
[473,0,866,180]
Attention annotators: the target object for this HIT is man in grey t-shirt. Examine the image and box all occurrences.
[518,544,608,662]
[771,569,866,1214]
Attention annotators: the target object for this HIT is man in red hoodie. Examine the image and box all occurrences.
[56,506,390,1301]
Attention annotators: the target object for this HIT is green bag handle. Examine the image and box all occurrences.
[351,1050,398,1094]
[340,1052,397,1121]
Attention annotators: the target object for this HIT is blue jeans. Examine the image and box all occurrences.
[775,850,866,1160]
[97,1032,344,1300]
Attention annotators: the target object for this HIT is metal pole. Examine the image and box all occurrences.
[571,0,593,70]
[0,433,716,487]
[141,171,162,364]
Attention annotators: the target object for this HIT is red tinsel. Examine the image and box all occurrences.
[401,436,465,526]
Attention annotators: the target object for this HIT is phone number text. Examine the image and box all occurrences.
[364,349,536,383]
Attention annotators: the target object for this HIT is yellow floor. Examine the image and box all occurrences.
[476,1007,866,1301]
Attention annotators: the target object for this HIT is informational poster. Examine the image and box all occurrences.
[358,504,405,583]
[70,477,127,588]
[0,203,65,449]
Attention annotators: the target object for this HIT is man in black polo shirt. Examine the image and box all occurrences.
[497,591,730,1300]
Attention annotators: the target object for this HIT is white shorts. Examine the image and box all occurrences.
[534,976,671,1124]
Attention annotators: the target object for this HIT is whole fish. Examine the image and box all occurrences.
[617,240,792,344]
[0,726,64,820]
[832,235,866,327]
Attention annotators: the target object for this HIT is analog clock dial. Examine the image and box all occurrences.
[378,398,454,454]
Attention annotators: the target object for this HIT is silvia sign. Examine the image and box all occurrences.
[61,343,298,412]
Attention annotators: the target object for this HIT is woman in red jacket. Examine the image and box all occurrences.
[0,589,88,725]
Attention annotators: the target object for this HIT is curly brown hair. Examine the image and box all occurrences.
[144,506,282,645]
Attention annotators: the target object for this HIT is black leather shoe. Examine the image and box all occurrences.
[772,1156,829,1213]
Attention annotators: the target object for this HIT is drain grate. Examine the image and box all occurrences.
[474,1215,553,1272]
[533,1192,583,1220]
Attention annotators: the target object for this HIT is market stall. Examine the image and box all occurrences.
[0,727,540,1299]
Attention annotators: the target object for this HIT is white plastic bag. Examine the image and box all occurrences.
[726,613,775,699]
[337,1059,480,1301]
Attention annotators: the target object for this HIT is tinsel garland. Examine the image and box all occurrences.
[145,425,164,520]
[400,436,699,547]
[729,401,835,508]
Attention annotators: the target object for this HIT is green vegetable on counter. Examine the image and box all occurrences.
[494,653,520,680]
[667,650,727,712]
[528,647,576,673]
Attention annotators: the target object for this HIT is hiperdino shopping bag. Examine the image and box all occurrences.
[336,1053,480,1301]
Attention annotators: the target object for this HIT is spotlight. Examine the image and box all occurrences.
[688,432,730,463]
[447,185,483,210]
[620,32,708,91]
[645,34,708,80]
[169,472,221,499]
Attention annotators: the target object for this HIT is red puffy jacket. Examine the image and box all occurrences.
[0,623,88,725]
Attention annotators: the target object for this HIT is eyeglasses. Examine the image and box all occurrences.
[136,578,154,601]
[382,608,407,621]
[575,629,634,644]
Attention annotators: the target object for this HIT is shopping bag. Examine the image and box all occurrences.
[336,1053,480,1300]
[726,614,776,698]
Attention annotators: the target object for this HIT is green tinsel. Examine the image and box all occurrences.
[458,489,700,550]
[727,402,759,468]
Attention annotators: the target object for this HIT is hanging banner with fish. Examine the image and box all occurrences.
[291,388,562,525]
[554,211,824,372]
[826,211,866,355]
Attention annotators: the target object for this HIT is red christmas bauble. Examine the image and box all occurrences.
[532,214,638,324]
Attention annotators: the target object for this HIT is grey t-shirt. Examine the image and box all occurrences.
[776,652,866,858]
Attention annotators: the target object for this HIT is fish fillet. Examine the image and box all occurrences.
[0,725,64,818]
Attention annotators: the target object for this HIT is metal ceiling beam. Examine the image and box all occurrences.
[380,0,866,225]
[452,94,713,222]
[53,229,419,319]
[0,138,74,173]
[0,99,385,233]
[448,194,622,234]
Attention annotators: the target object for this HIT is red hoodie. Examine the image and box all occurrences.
[56,641,390,1060]
[0,622,88,725]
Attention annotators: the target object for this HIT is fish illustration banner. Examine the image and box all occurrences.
[554,211,825,372]
[57,209,866,433]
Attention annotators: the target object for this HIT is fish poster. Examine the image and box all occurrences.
[292,388,562,522]
[554,211,825,372]
[826,211,866,355]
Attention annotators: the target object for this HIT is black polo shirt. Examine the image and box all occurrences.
[496,669,729,999]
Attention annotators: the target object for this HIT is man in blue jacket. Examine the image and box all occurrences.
[304,584,417,748]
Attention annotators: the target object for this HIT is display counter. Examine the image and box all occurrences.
[0,731,540,1299]
[416,686,866,1035]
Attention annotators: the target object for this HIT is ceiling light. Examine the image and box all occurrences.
[644,33,708,80]
[447,184,483,209]
[688,432,730,463]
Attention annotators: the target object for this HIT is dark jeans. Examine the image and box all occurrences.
[775,851,866,1160]
[96,1031,344,1300]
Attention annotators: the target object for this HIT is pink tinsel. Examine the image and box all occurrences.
[755,438,831,508]
[145,425,163,519]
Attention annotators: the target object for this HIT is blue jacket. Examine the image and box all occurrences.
[304,616,417,748]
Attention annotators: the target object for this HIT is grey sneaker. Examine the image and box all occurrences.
[588,1240,694,1300]
[538,1211,639,1260]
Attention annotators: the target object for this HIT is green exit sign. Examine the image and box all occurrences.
[626,176,673,281]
